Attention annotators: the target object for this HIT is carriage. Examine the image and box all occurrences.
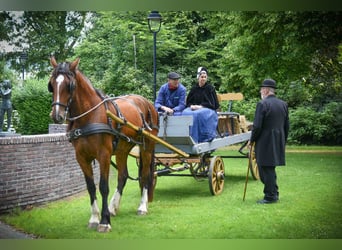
[109,92,259,196]
[48,56,258,232]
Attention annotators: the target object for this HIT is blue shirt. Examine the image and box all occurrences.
[154,83,186,115]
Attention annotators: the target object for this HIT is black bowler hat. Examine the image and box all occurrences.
[167,72,181,79]
[261,79,277,89]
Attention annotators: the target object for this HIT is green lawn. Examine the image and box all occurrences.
[1,146,341,239]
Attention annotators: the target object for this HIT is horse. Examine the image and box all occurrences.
[48,56,159,232]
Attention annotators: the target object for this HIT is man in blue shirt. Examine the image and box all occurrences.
[154,72,186,116]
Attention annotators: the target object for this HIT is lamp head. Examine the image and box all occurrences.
[148,11,162,33]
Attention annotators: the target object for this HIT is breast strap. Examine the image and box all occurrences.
[67,123,118,141]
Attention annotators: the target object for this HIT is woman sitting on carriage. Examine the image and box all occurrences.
[182,67,219,143]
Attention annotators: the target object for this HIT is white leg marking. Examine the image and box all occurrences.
[109,189,121,216]
[137,187,148,215]
[88,199,100,228]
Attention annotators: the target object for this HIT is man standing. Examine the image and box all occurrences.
[249,79,289,204]
[0,80,13,132]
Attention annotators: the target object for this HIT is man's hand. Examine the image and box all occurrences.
[247,140,251,149]
[161,106,174,115]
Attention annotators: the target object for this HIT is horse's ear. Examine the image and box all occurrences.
[70,57,80,72]
[50,56,58,68]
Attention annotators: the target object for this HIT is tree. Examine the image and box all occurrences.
[74,11,195,98]
[213,11,341,104]
[0,11,12,79]
[0,11,12,41]
[8,11,91,78]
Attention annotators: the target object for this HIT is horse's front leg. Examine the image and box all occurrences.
[97,169,112,233]
[81,166,100,229]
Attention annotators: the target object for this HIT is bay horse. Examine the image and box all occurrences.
[48,57,159,232]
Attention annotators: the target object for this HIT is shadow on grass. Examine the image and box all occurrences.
[153,172,250,201]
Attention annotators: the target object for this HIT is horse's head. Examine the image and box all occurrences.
[48,56,80,124]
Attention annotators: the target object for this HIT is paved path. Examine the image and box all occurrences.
[0,221,36,239]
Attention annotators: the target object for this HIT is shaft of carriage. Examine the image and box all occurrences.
[106,110,189,158]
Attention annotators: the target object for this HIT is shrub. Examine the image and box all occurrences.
[287,104,341,145]
[12,78,52,135]
[321,101,342,145]
[224,95,341,145]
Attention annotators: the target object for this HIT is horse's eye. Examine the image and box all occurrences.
[69,81,75,92]
[48,81,53,92]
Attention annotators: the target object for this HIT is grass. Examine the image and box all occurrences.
[1,146,342,239]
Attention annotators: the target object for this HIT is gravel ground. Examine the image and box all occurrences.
[0,220,36,239]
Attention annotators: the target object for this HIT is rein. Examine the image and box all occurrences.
[67,97,115,122]
[66,95,151,145]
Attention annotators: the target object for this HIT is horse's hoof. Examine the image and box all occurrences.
[97,224,112,233]
[88,222,99,229]
[137,210,147,216]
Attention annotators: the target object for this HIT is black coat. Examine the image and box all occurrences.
[250,95,289,166]
[186,83,219,110]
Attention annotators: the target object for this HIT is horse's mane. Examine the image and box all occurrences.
[95,88,107,99]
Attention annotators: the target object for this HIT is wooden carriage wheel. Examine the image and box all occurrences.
[208,156,225,195]
[248,143,260,180]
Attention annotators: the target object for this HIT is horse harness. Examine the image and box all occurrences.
[50,63,158,153]
[67,93,158,153]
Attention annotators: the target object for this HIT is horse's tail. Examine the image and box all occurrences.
[145,98,159,133]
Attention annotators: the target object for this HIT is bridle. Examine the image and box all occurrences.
[49,63,76,121]
[49,63,110,123]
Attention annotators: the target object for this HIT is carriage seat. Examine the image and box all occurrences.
[216,92,250,136]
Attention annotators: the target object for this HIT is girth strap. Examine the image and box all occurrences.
[67,123,143,146]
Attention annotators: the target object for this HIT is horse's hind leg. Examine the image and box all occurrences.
[137,147,154,215]
[109,152,128,216]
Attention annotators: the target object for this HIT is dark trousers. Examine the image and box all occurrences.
[258,165,279,201]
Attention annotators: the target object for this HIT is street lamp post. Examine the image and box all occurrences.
[19,51,28,82]
[147,11,162,102]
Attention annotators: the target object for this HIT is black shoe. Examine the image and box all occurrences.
[257,199,278,204]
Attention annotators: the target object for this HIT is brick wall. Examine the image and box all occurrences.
[0,133,99,213]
